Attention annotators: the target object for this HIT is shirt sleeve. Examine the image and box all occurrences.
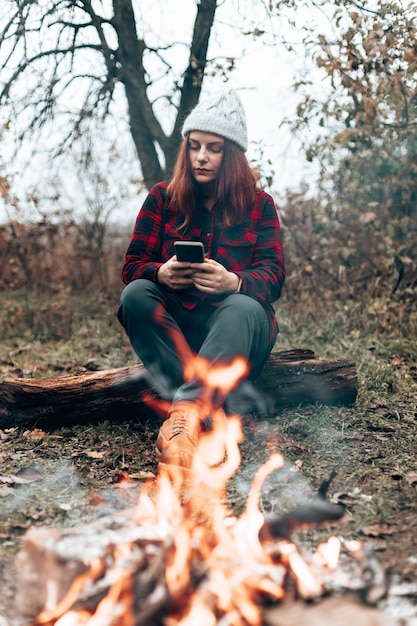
[121,184,167,285]
[237,193,285,304]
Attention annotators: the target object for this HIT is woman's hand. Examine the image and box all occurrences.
[157,256,196,290]
[192,258,240,294]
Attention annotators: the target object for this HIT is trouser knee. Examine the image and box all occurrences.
[208,294,273,353]
[117,279,160,328]
[215,293,265,326]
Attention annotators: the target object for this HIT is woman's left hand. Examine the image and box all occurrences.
[192,258,240,295]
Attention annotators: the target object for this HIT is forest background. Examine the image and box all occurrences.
[0,1,416,623]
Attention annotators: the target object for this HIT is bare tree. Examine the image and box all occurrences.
[0,0,219,189]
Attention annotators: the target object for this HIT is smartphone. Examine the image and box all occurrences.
[174,241,205,263]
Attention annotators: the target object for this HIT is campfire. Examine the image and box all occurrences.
[14,357,388,626]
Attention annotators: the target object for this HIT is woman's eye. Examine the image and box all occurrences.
[189,143,223,153]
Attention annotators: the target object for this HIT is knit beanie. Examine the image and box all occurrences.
[181,88,248,152]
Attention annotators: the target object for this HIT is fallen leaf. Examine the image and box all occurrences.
[359,211,377,224]
[89,493,104,506]
[332,428,364,442]
[373,433,392,441]
[83,450,107,459]
[405,473,417,486]
[391,354,407,367]
[23,428,47,439]
[128,471,156,480]
[0,428,18,441]
[366,422,396,433]
[292,459,303,471]
[331,488,372,507]
[331,492,358,507]
[360,524,396,537]
[13,466,43,483]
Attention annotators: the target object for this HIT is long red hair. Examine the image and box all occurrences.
[167,136,259,229]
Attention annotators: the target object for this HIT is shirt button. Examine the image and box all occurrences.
[207,232,211,237]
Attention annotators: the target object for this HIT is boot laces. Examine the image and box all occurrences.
[170,411,199,442]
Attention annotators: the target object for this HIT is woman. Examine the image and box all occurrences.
[117,88,285,470]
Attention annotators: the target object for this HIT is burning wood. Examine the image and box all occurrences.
[14,417,387,626]
[11,358,384,626]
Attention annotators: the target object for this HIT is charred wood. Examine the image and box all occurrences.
[14,498,388,625]
[259,499,346,542]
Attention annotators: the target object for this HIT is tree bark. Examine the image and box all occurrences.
[166,0,219,175]
[0,349,357,429]
[112,0,166,187]
[0,0,220,192]
[114,0,219,187]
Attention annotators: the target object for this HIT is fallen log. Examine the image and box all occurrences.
[0,349,358,428]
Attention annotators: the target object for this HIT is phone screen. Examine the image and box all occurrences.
[174,241,205,263]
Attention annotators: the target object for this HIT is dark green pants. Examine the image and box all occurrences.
[117,279,277,416]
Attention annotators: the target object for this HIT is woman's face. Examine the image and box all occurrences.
[188,131,224,184]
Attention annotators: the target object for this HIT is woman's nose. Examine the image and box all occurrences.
[197,147,208,161]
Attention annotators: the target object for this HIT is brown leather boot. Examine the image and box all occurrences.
[198,407,228,467]
[156,406,202,468]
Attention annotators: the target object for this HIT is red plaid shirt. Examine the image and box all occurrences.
[122,182,285,336]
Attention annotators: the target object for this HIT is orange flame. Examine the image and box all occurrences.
[36,557,105,625]
[279,541,324,599]
[34,357,347,626]
[314,536,341,571]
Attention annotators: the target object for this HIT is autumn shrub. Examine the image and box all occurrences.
[0,219,128,295]
[278,183,416,318]
[1,197,415,331]
[2,294,75,341]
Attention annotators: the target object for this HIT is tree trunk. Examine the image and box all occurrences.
[0,349,357,429]
[114,0,219,188]
[166,0,219,175]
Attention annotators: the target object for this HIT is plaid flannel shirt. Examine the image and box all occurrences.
[122,181,285,338]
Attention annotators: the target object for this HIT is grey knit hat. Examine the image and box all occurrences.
[181,88,248,152]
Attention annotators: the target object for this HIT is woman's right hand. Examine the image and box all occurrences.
[156,256,196,290]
